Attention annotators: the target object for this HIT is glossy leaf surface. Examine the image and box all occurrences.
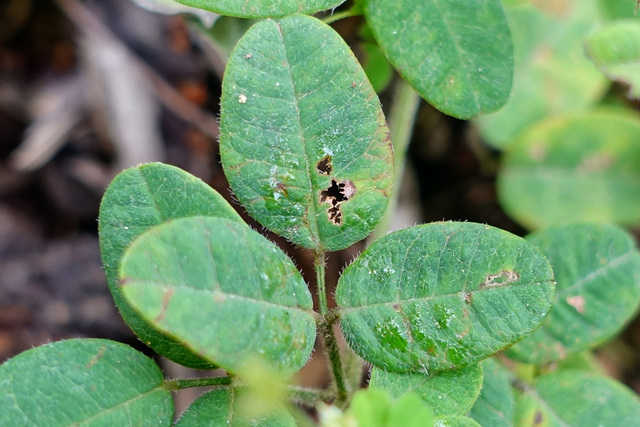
[174,386,295,426]
[507,223,640,363]
[498,111,640,230]
[120,216,315,375]
[369,363,483,417]
[99,163,243,368]
[0,339,172,426]
[468,358,514,427]
[365,0,513,119]
[586,20,640,98]
[476,1,606,148]
[336,222,555,372]
[174,0,344,18]
[220,15,393,251]
[515,371,640,426]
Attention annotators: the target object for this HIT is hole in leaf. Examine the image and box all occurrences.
[480,270,519,288]
[316,156,333,175]
[319,179,356,225]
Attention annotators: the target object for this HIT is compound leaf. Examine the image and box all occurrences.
[369,363,483,417]
[515,371,640,426]
[507,223,640,364]
[335,222,555,373]
[120,216,316,376]
[497,110,640,230]
[173,0,345,18]
[220,15,393,251]
[586,20,640,99]
[364,0,513,119]
[99,162,243,369]
[0,339,172,426]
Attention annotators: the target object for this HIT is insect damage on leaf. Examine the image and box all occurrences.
[316,156,333,175]
[480,270,519,288]
[320,179,356,225]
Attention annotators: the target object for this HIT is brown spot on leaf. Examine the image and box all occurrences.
[86,345,106,369]
[316,156,332,175]
[534,410,544,425]
[566,295,586,314]
[463,292,472,304]
[154,288,174,324]
[244,52,253,59]
[320,179,356,225]
[481,270,519,288]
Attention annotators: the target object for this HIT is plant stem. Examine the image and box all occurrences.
[163,376,232,391]
[322,6,362,25]
[288,385,332,407]
[314,249,348,404]
[371,79,421,241]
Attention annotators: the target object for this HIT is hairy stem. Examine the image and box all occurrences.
[163,376,232,391]
[371,79,421,241]
[315,249,348,404]
[322,4,363,25]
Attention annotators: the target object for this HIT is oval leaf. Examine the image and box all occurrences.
[120,216,316,375]
[468,358,514,427]
[0,339,173,426]
[347,389,435,427]
[507,223,640,364]
[175,386,295,427]
[515,371,640,426]
[219,15,393,251]
[173,0,344,18]
[364,0,513,119]
[335,222,555,373]
[475,1,607,148]
[369,363,483,417]
[99,162,243,368]
[586,20,640,99]
[497,110,640,230]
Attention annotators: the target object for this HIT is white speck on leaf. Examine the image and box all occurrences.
[238,94,247,103]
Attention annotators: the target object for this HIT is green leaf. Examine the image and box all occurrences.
[0,339,173,426]
[507,223,640,364]
[347,389,435,427]
[364,0,513,119]
[436,416,482,427]
[369,363,483,417]
[476,1,607,148]
[220,15,393,251]
[468,358,515,427]
[335,221,555,373]
[515,370,640,426]
[120,216,316,375]
[586,20,640,99]
[99,162,243,369]
[174,386,295,426]
[598,0,640,21]
[497,110,640,230]
[173,0,345,18]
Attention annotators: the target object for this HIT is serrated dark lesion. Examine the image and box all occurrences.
[320,179,356,225]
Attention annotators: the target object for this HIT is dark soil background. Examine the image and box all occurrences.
[2,0,640,412]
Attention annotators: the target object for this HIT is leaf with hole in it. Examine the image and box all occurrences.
[475,1,607,148]
[119,216,316,376]
[507,223,640,364]
[364,0,513,119]
[174,386,295,427]
[586,20,640,99]
[99,162,243,369]
[497,110,640,230]
[0,339,173,426]
[515,371,640,426]
[369,363,483,418]
[219,15,393,251]
[173,0,344,18]
[468,358,514,427]
[335,222,555,373]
